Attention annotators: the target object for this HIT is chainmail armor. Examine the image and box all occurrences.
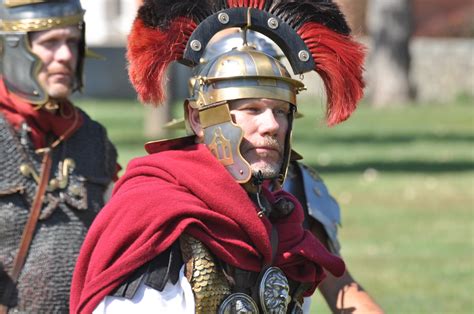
[0,110,117,313]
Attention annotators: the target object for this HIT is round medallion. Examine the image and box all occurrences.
[259,267,291,313]
[218,293,259,314]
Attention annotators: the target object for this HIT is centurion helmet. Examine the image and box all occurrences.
[129,0,366,185]
[0,0,86,105]
[185,45,304,182]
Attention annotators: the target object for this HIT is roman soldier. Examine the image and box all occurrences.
[70,1,365,313]
[0,0,118,312]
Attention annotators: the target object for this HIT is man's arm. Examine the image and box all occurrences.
[318,269,384,313]
[310,221,384,313]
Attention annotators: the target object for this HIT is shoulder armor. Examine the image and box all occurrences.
[0,113,37,202]
[284,162,341,253]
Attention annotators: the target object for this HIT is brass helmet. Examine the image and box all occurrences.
[129,0,366,185]
[185,41,304,183]
[189,45,303,109]
[200,28,282,64]
[0,0,86,105]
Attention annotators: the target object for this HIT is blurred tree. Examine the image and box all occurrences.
[144,104,171,138]
[335,0,368,36]
[143,66,179,138]
[413,0,474,37]
[367,0,415,107]
[133,0,173,138]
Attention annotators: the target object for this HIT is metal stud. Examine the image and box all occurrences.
[298,50,310,62]
[190,39,202,52]
[6,37,19,48]
[313,187,321,197]
[267,17,279,29]
[218,12,230,24]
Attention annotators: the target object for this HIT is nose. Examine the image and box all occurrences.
[258,108,280,136]
[55,42,75,64]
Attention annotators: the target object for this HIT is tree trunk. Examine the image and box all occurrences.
[143,65,172,139]
[133,0,171,139]
[143,104,171,138]
[143,62,192,138]
[367,0,415,107]
[335,0,368,36]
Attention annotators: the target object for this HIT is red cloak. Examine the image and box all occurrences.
[0,78,83,149]
[70,144,344,314]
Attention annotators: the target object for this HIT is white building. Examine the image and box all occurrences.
[81,0,138,46]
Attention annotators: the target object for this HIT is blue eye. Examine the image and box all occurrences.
[243,107,260,114]
[274,107,289,116]
[40,39,56,48]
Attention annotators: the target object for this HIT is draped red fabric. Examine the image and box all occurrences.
[0,78,83,148]
[70,144,345,314]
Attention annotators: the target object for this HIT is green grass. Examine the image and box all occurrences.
[76,97,474,313]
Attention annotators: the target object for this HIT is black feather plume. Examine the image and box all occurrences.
[138,0,350,35]
[138,0,220,29]
[269,0,350,34]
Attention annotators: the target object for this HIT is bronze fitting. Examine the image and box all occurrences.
[20,158,77,192]
[0,12,84,32]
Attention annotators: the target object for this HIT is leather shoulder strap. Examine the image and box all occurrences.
[0,150,52,314]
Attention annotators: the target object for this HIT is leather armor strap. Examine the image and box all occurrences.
[0,150,52,314]
[111,242,183,299]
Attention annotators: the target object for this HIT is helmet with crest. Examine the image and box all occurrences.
[129,0,365,185]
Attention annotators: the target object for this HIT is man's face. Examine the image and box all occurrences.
[30,26,81,100]
[229,98,290,179]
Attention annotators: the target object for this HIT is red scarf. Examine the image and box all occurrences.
[70,144,345,314]
[0,78,83,149]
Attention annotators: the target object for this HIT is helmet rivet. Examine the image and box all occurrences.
[6,37,19,48]
[267,17,279,29]
[218,13,230,24]
[190,40,202,52]
[298,50,310,62]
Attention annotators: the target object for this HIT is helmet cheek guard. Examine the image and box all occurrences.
[0,32,47,104]
[199,102,252,183]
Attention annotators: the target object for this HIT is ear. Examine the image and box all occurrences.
[186,104,204,138]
